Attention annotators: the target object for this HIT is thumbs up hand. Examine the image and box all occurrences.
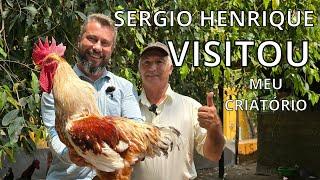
[198,92,221,130]
[206,92,214,107]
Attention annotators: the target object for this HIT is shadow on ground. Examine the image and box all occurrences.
[196,163,279,180]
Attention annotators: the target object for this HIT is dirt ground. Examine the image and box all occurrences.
[196,162,279,180]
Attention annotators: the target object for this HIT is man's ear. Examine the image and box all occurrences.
[111,40,116,51]
[169,64,173,75]
[77,35,83,49]
[77,42,80,52]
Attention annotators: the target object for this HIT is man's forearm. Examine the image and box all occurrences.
[203,125,225,162]
[47,126,71,163]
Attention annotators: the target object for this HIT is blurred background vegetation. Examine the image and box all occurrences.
[0,0,319,166]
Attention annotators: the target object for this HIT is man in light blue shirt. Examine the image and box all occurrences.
[41,13,142,180]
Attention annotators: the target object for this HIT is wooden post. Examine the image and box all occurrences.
[218,69,224,179]
[235,109,239,165]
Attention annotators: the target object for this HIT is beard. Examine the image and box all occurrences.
[78,48,111,75]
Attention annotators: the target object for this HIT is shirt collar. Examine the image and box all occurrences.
[73,64,110,83]
[140,84,174,107]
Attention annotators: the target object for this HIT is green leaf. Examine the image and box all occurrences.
[2,109,19,126]
[180,64,190,80]
[2,85,10,92]
[272,0,280,10]
[307,73,313,84]
[295,51,301,61]
[8,117,24,143]
[8,125,20,143]
[305,82,309,91]
[22,136,36,153]
[3,146,15,163]
[203,52,212,62]
[27,95,36,111]
[124,68,132,80]
[75,11,87,21]
[0,150,3,168]
[7,96,20,109]
[46,7,52,17]
[263,0,270,9]
[125,49,133,59]
[211,67,221,83]
[23,5,38,17]
[8,15,18,32]
[0,91,7,110]
[224,68,231,83]
[143,0,151,9]
[31,72,40,94]
[14,116,25,125]
[311,69,320,82]
[114,5,124,11]
[26,16,34,27]
[135,31,145,44]
[0,47,7,58]
[34,94,40,104]
[308,91,320,105]
[41,127,47,139]
[18,97,27,107]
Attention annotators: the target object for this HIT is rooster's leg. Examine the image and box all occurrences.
[117,166,133,180]
[96,171,117,180]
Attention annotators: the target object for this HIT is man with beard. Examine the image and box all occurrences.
[41,14,142,179]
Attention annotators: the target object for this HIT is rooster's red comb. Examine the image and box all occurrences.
[32,37,66,66]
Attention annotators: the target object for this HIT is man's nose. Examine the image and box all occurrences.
[148,63,157,71]
[92,41,102,52]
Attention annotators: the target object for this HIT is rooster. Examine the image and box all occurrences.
[18,160,40,180]
[3,168,14,180]
[32,37,180,180]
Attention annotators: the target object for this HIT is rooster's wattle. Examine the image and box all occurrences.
[32,38,180,180]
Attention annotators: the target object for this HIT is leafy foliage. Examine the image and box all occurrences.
[0,0,319,164]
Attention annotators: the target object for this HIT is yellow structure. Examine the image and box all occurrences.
[223,87,251,141]
[238,138,257,155]
[223,87,257,155]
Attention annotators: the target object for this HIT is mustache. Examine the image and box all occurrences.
[88,49,103,58]
[77,49,110,74]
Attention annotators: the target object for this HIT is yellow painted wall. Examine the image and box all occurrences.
[223,87,251,141]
